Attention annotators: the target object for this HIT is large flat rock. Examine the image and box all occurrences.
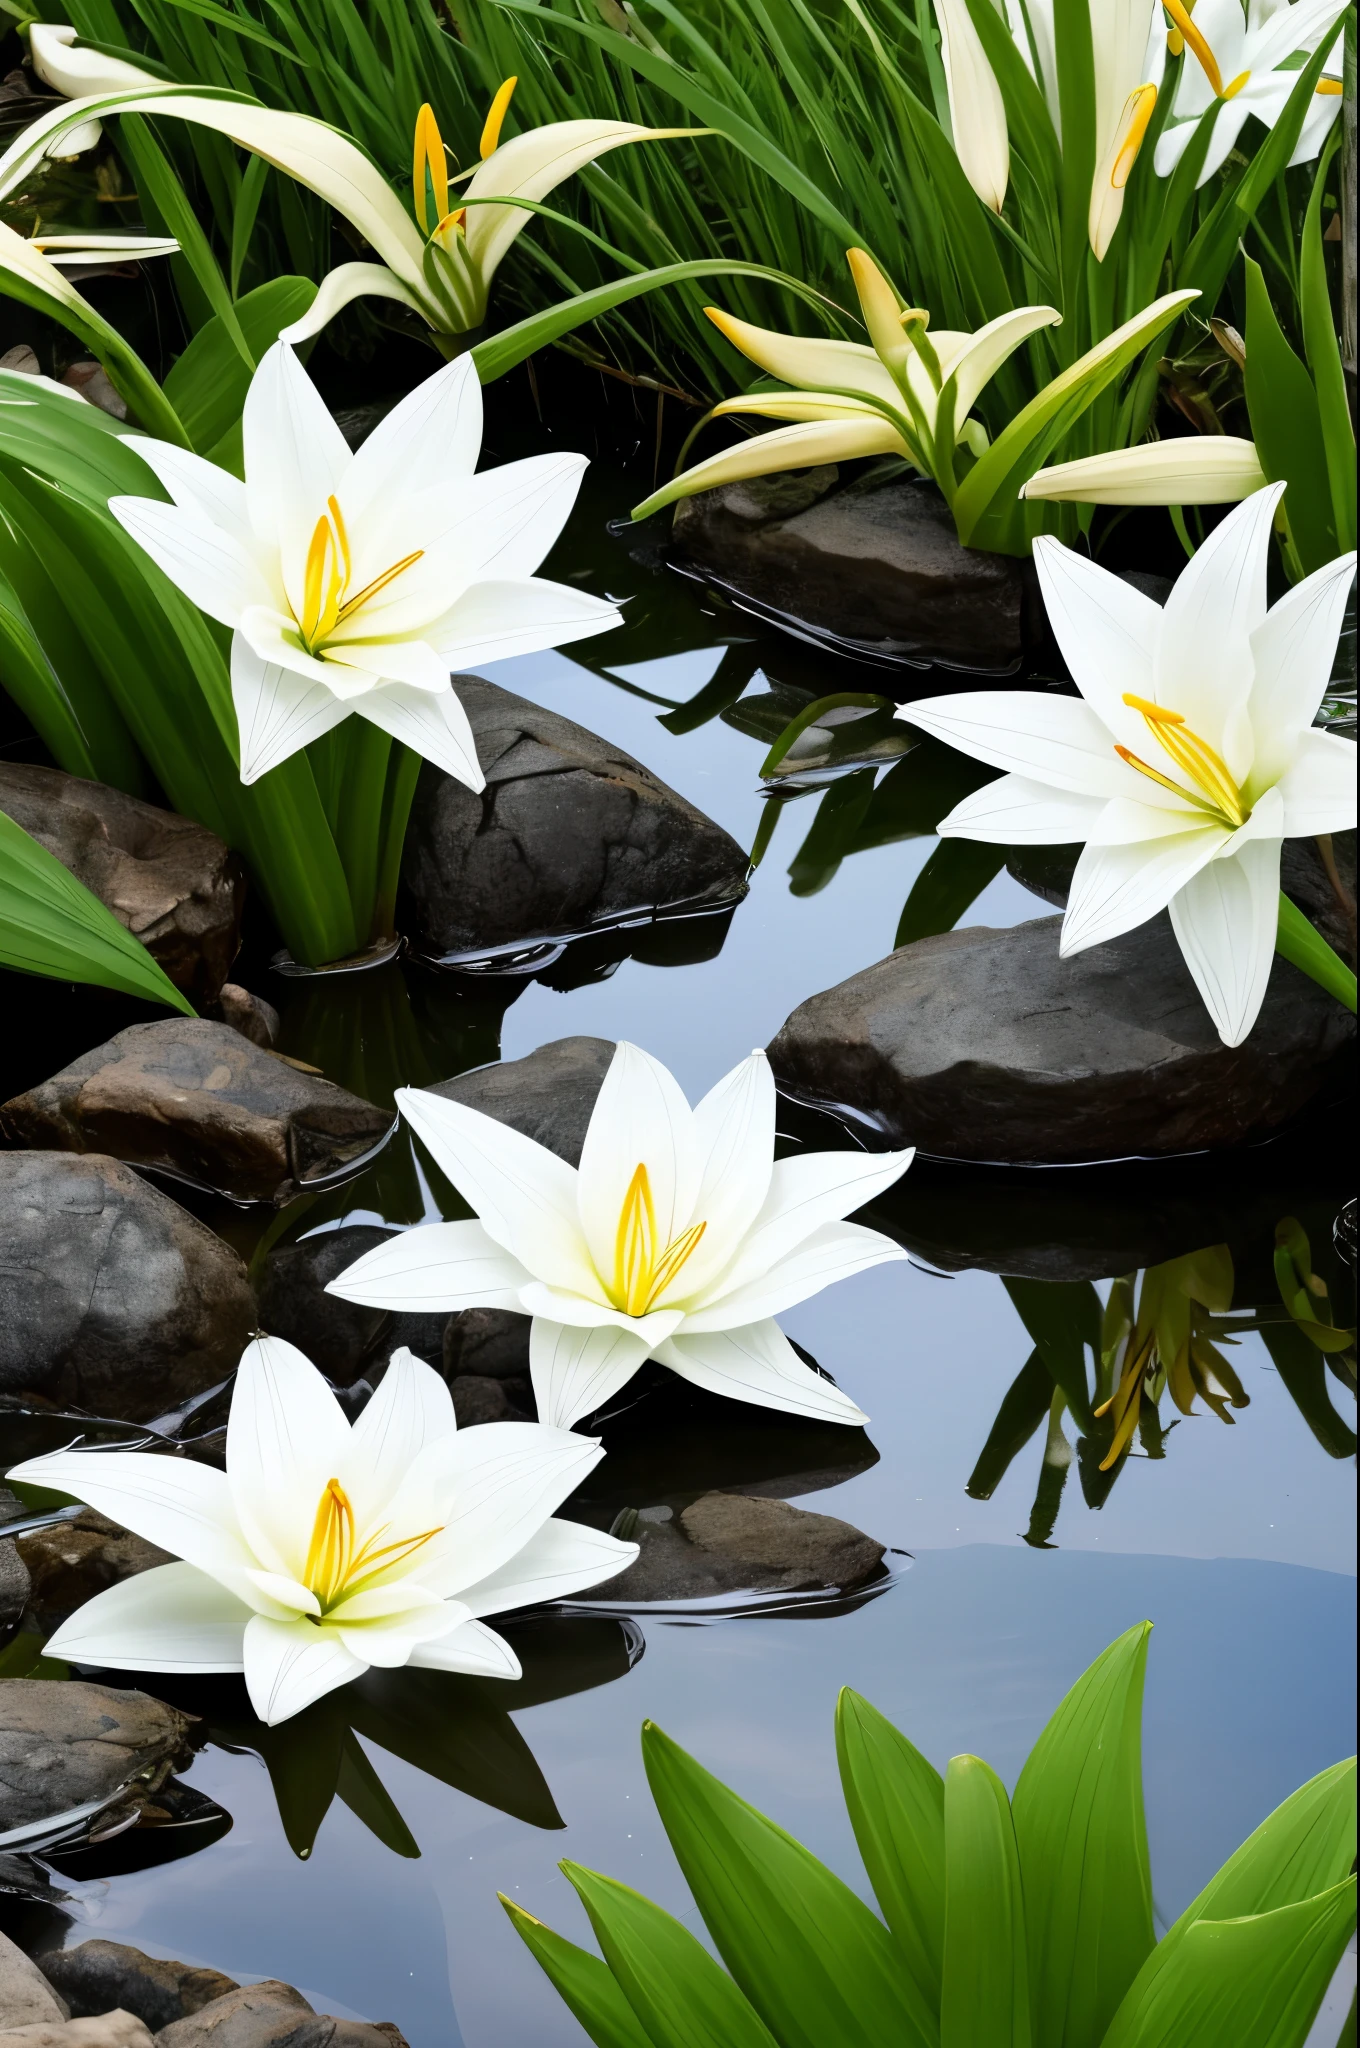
[768,913,1354,1162]
[0,1153,255,1419]
[2,1020,394,1204]
[402,678,748,961]
[0,764,244,1008]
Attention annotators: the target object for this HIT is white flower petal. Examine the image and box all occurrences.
[229,633,351,785]
[336,1597,470,1669]
[108,493,272,626]
[226,1334,352,1585]
[673,1051,778,1299]
[527,1318,656,1431]
[6,1449,252,1587]
[655,1319,868,1426]
[458,1516,638,1615]
[937,774,1107,844]
[42,1562,250,1673]
[415,1421,605,1590]
[1168,829,1283,1046]
[1246,552,1357,789]
[576,1040,701,1295]
[395,1086,598,1297]
[243,1612,366,1725]
[1275,729,1359,837]
[1155,484,1285,751]
[683,1218,908,1329]
[354,682,485,790]
[1060,827,1224,954]
[326,1218,534,1314]
[348,1347,456,1505]
[242,341,351,597]
[1030,535,1163,749]
[700,1146,914,1305]
[408,1616,522,1679]
[340,352,482,522]
[897,691,1144,799]
[429,576,622,670]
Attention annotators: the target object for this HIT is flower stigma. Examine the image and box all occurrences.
[302,1477,441,1614]
[1114,692,1247,827]
[609,1162,707,1316]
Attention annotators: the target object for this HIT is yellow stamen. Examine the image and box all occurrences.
[412,102,449,238]
[1162,0,1223,95]
[1112,84,1158,190]
[480,76,518,160]
[302,1476,441,1613]
[610,1162,706,1316]
[1117,692,1247,827]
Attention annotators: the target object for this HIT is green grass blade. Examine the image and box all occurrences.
[1011,1621,1154,2048]
[0,808,194,1013]
[835,1688,946,2010]
[641,1720,937,2048]
[501,1897,657,2048]
[941,1755,1030,2048]
[1277,891,1357,1011]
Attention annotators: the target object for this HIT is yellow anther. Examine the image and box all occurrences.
[1117,693,1246,827]
[302,1475,440,1613]
[412,102,449,237]
[610,1162,706,1316]
[1112,84,1159,189]
[480,76,518,160]
[1162,0,1223,95]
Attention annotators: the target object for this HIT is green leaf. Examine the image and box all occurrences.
[1103,1882,1357,2048]
[835,1688,946,2011]
[1002,1278,1102,1433]
[502,1898,656,2048]
[641,1720,937,2048]
[563,1862,779,2048]
[1276,892,1357,1013]
[1243,257,1337,578]
[1011,1621,1154,2048]
[940,1755,1030,2048]
[163,274,319,455]
[895,839,1005,946]
[0,808,194,1013]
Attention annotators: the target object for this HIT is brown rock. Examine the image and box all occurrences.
[0,1681,195,1834]
[1,1021,394,1204]
[16,1513,171,1626]
[39,1943,236,2034]
[0,765,244,1007]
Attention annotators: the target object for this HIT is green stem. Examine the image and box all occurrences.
[1276,892,1358,1012]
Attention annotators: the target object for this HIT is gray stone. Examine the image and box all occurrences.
[39,1945,236,2035]
[672,469,1029,670]
[154,1981,408,2047]
[0,1681,195,1834]
[401,678,749,960]
[0,765,244,1008]
[442,1307,531,1381]
[0,1932,68,2029]
[0,1153,255,1420]
[587,1491,884,1603]
[429,1036,614,1166]
[1,1020,394,1205]
[15,1513,171,1628]
[768,912,1355,1163]
[214,986,279,1050]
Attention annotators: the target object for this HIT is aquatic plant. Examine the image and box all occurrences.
[327,1041,913,1430]
[895,485,1358,1045]
[504,1623,1358,2048]
[8,1338,637,1725]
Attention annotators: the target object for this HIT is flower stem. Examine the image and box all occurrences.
[1276,891,1358,1012]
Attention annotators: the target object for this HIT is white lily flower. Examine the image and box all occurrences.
[633,248,1060,519]
[896,484,1357,1046]
[1021,435,1268,503]
[23,30,693,346]
[106,340,620,785]
[1152,0,1345,185]
[328,1043,915,1432]
[7,1339,636,1725]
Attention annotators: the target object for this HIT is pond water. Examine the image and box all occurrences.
[3,425,1355,2046]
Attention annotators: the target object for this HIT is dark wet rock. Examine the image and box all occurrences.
[443,1307,531,1381]
[671,469,1030,671]
[769,912,1355,1163]
[213,985,280,1050]
[155,1980,409,2046]
[0,765,245,1008]
[15,1512,172,1628]
[39,1946,236,2035]
[587,1491,884,1603]
[402,677,749,960]
[0,1153,255,1421]
[449,1374,530,1425]
[0,1682,195,1834]
[1,1021,394,1205]
[429,1036,613,1166]
[1,1929,69,2029]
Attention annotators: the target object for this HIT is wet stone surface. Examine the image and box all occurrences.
[0,765,245,1009]
[769,912,1356,1163]
[401,678,749,961]
[671,468,1031,671]
[1,1021,394,1206]
[0,1682,196,1834]
[0,1154,255,1421]
[586,1490,885,1603]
